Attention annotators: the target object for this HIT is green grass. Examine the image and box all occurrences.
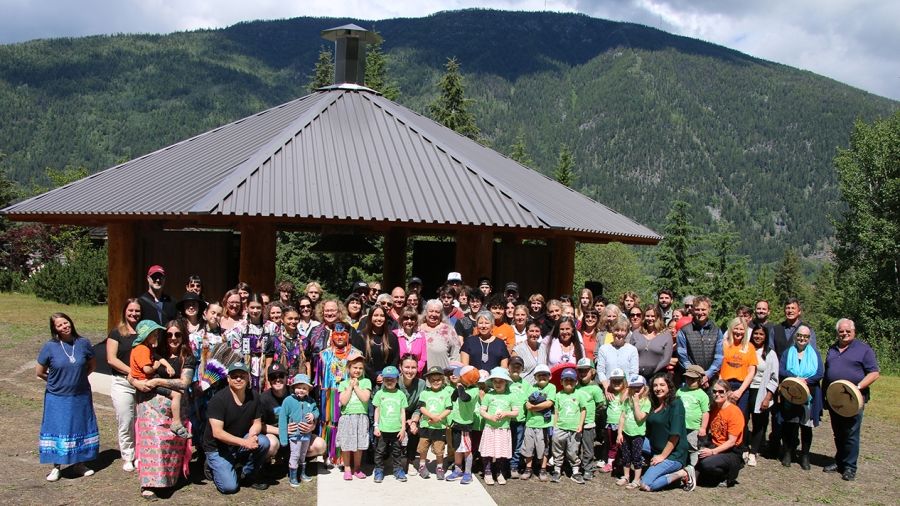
[0,292,108,346]
[866,374,900,424]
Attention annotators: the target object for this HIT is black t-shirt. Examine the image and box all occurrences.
[351,331,401,384]
[203,387,263,452]
[259,388,288,427]
[107,328,137,376]
[461,336,510,370]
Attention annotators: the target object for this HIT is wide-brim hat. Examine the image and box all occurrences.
[133,320,165,347]
[176,292,207,313]
[826,380,863,417]
[289,373,313,388]
[488,366,512,383]
[779,377,811,405]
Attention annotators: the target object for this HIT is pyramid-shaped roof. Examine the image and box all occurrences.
[3,87,660,243]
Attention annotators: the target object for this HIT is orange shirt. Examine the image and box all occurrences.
[581,330,598,361]
[709,402,744,447]
[492,323,516,350]
[720,342,758,381]
[129,343,153,380]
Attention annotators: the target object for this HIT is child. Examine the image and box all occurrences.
[445,366,480,485]
[372,366,408,483]
[521,364,555,481]
[130,320,190,439]
[576,358,606,481]
[337,356,371,480]
[616,374,650,489]
[552,368,587,484]
[479,367,519,485]
[279,374,319,486]
[416,366,452,479]
[676,364,710,484]
[507,357,530,478]
[601,368,627,473]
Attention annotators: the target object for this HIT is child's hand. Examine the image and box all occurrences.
[616,432,624,445]
[349,377,358,388]
[605,391,616,402]
[398,428,406,442]
[166,365,176,377]
[305,413,314,423]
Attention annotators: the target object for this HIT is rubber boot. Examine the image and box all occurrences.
[289,467,300,487]
[781,448,793,468]
[799,453,810,471]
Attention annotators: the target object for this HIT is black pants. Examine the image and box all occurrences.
[375,432,403,472]
[696,450,743,485]
[749,410,770,454]
[782,423,812,454]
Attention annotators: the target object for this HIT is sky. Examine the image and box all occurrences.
[2,0,898,100]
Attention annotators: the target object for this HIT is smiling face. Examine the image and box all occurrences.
[489,304,505,322]
[658,293,671,309]
[751,326,767,348]
[755,301,770,321]
[693,301,710,325]
[247,301,263,322]
[401,358,418,380]
[514,307,527,327]
[546,304,562,321]
[392,287,406,309]
[204,303,222,328]
[730,321,746,342]
[425,304,442,325]
[428,374,445,389]
[348,360,364,379]
[558,320,574,342]
[370,307,387,329]
[294,383,311,397]
[322,301,339,325]
[183,300,200,318]
[476,315,493,337]
[225,295,242,318]
[53,317,72,339]
[784,302,800,322]
[166,325,183,353]
[283,310,299,332]
[125,302,141,326]
[530,299,543,313]
[837,320,855,347]
[347,298,361,316]
[652,376,669,399]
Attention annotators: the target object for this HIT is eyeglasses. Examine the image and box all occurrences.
[298,304,311,309]
[713,390,727,395]
[796,333,810,340]
[167,331,183,338]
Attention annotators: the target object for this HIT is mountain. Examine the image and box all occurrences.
[0,9,895,263]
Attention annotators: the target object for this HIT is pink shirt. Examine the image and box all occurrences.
[394,328,427,374]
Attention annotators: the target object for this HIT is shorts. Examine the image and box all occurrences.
[451,427,472,453]
[521,427,550,459]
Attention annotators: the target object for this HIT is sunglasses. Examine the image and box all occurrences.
[796,334,811,339]
[150,275,165,282]
[298,304,311,309]
[167,331,183,338]
[713,390,727,395]
[402,316,417,321]
[270,376,286,382]
[629,313,643,318]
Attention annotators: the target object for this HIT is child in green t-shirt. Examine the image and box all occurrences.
[478,367,519,486]
[676,365,710,468]
[507,357,530,478]
[445,365,480,485]
[522,364,555,481]
[616,374,650,488]
[552,368,587,484]
[372,366,409,483]
[576,358,606,480]
[337,356,371,480]
[415,366,452,480]
[602,368,627,473]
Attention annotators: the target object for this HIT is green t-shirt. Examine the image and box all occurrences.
[451,386,480,426]
[340,377,372,416]
[481,391,515,429]
[508,378,530,423]
[555,390,586,431]
[622,397,651,436]
[676,387,710,431]
[576,383,606,427]
[525,383,557,429]
[606,394,624,425]
[373,388,409,433]
[419,388,452,429]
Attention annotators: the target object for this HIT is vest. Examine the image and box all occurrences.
[682,321,719,370]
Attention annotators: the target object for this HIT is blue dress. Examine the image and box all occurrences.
[37,337,100,464]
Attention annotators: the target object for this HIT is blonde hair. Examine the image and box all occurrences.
[724,317,751,353]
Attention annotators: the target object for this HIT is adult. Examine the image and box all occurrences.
[511,304,529,346]
[351,305,401,389]
[398,354,426,473]
[511,321,544,384]
[778,325,823,470]
[106,298,141,472]
[203,362,270,493]
[603,304,622,336]
[407,276,423,296]
[641,373,691,491]
[477,277,492,297]
[574,287,594,323]
[235,282,253,317]
[37,313,98,482]
[394,307,427,375]
[313,319,363,465]
[185,274,203,298]
[454,290,483,340]
[619,291,641,312]
[461,310,510,370]
[177,291,207,334]
[487,294,516,350]
[219,289,243,333]
[527,293,547,327]
[770,298,818,363]
[541,299,563,336]
[822,318,879,481]
[258,364,327,466]
[296,296,320,341]
[719,317,758,445]
[541,316,585,368]
[503,282,520,304]
[132,319,195,500]
[746,324,778,467]
[305,299,352,377]
[137,265,177,325]
[629,304,672,382]
[405,291,422,314]
[696,380,745,487]
[676,296,724,389]
[418,299,461,371]
[577,309,601,360]
[345,294,365,328]
[656,289,675,325]
[388,287,406,324]
[596,317,639,399]
[367,281,383,306]
[626,305,644,334]
[751,299,774,335]
[275,280,296,308]
[265,301,284,326]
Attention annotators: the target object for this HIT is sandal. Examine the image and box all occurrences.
[141,489,158,501]
[616,477,629,486]
[171,423,192,439]
[626,481,641,490]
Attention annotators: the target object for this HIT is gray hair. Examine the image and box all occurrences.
[422,299,449,325]
[376,293,392,304]
[835,318,855,331]
[474,310,494,323]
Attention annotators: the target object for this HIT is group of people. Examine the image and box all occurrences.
[36,266,879,499]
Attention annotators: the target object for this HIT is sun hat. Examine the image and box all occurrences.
[488,367,513,383]
[176,291,207,313]
[132,320,165,347]
[683,365,706,379]
[289,373,313,387]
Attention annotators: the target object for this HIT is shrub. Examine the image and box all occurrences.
[31,245,107,305]
[0,269,24,292]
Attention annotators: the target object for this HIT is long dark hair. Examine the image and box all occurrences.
[649,372,677,410]
[544,316,583,363]
[749,323,772,356]
[362,305,391,361]
[164,319,192,364]
[49,312,79,342]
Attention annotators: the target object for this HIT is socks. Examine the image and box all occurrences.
[464,454,473,473]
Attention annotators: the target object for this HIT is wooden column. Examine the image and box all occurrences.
[239,222,276,294]
[549,236,576,297]
[455,230,493,286]
[383,228,408,290]
[107,222,139,331]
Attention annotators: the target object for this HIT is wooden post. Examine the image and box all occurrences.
[239,222,276,294]
[107,223,139,331]
[549,236,576,297]
[383,228,408,290]
[455,230,493,287]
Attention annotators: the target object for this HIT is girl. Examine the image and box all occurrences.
[345,294,364,329]
[338,356,371,479]
[579,309,601,361]
[445,366,480,485]
[280,374,319,486]
[226,294,273,392]
[264,307,308,388]
[601,368,627,473]
[416,366,452,479]
[575,287,594,324]
[617,374,650,489]
[479,367,519,485]
[619,292,641,312]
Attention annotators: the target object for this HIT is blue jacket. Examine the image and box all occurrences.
[278,394,319,445]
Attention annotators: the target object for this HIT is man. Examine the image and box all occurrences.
[388,286,406,323]
[656,289,674,325]
[682,295,696,316]
[204,362,271,493]
[439,286,464,326]
[477,277,492,297]
[137,265,177,325]
[823,319,879,481]
[752,299,774,332]
[487,294,515,349]
[454,291,484,339]
[406,276,423,296]
[676,296,723,389]
[504,282,520,304]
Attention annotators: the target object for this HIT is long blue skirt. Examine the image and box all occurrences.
[39,391,100,464]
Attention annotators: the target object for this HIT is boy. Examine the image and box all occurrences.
[552,368,587,484]
[372,366,409,483]
[445,366,480,485]
[507,357,530,478]
[676,364,710,489]
[417,366,453,479]
[521,364,556,481]
[575,358,605,480]
[278,374,319,486]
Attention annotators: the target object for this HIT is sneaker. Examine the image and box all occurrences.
[374,469,384,483]
[436,467,445,480]
[354,471,366,479]
[419,465,430,479]
[823,463,841,473]
[497,474,507,485]
[46,467,60,482]
[747,454,757,467]
[394,470,408,482]
[842,470,856,481]
[520,470,532,480]
[571,474,585,485]
[343,469,352,481]
[445,469,463,482]
[550,470,561,483]
[683,465,696,492]
[123,460,135,472]
[601,463,613,473]
[300,471,313,482]
[460,472,473,485]
[538,470,550,482]
[584,471,593,481]
[484,474,495,486]
[510,469,520,479]
[73,464,94,477]
[742,451,749,463]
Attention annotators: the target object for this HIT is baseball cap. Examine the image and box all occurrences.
[509,356,525,368]
[504,282,519,293]
[576,358,593,369]
[267,363,287,378]
[447,272,462,282]
[228,362,250,374]
[609,368,626,379]
[352,280,368,292]
[628,374,646,388]
[407,276,423,286]
[561,368,578,380]
[147,265,166,277]
[534,364,551,376]
[425,366,445,377]
[478,277,492,288]
[683,365,706,379]
[382,366,400,379]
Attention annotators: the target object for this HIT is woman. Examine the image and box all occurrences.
[746,324,778,467]
[541,316,584,368]
[630,304,672,382]
[296,296,320,340]
[596,317,639,394]
[641,373,691,491]
[266,301,284,326]
[345,294,364,329]
[696,380,745,487]
[619,291,641,312]
[307,299,356,377]
[177,292,206,334]
[505,300,516,325]
[461,310,510,370]
[540,299,563,336]
[579,309,601,360]
[226,294,274,392]
[418,299,461,371]
[405,291,422,314]
[778,326,823,470]
[351,305,401,389]
[264,307,308,387]
[394,307,427,374]
[106,299,141,472]
[527,293,546,326]
[511,304,529,346]
[603,304,623,343]
[132,319,195,501]
[314,318,363,465]
[575,287,594,324]
[398,354,425,473]
[37,313,98,482]
[236,281,253,317]
[511,321,543,384]
[627,306,643,334]
[219,289,243,333]
[720,317,758,448]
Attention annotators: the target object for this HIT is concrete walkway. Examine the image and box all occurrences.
[89,371,112,396]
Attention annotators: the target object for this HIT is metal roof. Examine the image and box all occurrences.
[3,87,660,242]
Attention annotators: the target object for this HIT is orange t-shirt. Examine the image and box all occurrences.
[719,342,758,381]
[709,402,744,447]
[129,343,153,380]
[581,330,598,361]
[492,323,516,350]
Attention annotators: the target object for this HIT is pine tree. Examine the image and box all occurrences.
[773,248,804,306]
[553,144,575,187]
[704,223,749,325]
[365,34,400,101]
[509,133,534,167]
[308,46,334,92]
[656,200,695,298]
[428,57,480,141]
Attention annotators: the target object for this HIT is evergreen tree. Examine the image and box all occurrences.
[553,144,575,187]
[656,200,695,298]
[704,223,749,325]
[308,46,334,92]
[428,57,480,141]
[364,34,400,101]
[509,133,534,167]
[747,264,777,307]
[773,248,804,306]
[574,242,650,301]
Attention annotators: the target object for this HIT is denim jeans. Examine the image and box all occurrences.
[205,434,271,494]
[830,406,864,472]
[641,458,683,491]
[509,421,525,471]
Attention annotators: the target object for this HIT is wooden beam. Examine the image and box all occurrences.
[455,230,493,287]
[383,228,408,290]
[107,223,139,332]
[239,223,276,294]
[549,236,576,298]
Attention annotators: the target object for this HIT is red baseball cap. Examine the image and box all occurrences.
[147,265,166,277]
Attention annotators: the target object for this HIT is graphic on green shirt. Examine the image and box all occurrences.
[525,383,557,429]
[373,388,408,433]
[340,377,372,415]
[509,379,530,422]
[482,391,515,429]
[576,383,605,427]
[606,393,625,424]
[622,397,651,436]
[451,386,479,426]
[676,387,710,431]
[555,390,586,431]
[419,388,452,429]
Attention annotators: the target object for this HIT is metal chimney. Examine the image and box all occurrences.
[321,24,382,86]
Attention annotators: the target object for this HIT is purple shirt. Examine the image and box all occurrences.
[824,339,879,401]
